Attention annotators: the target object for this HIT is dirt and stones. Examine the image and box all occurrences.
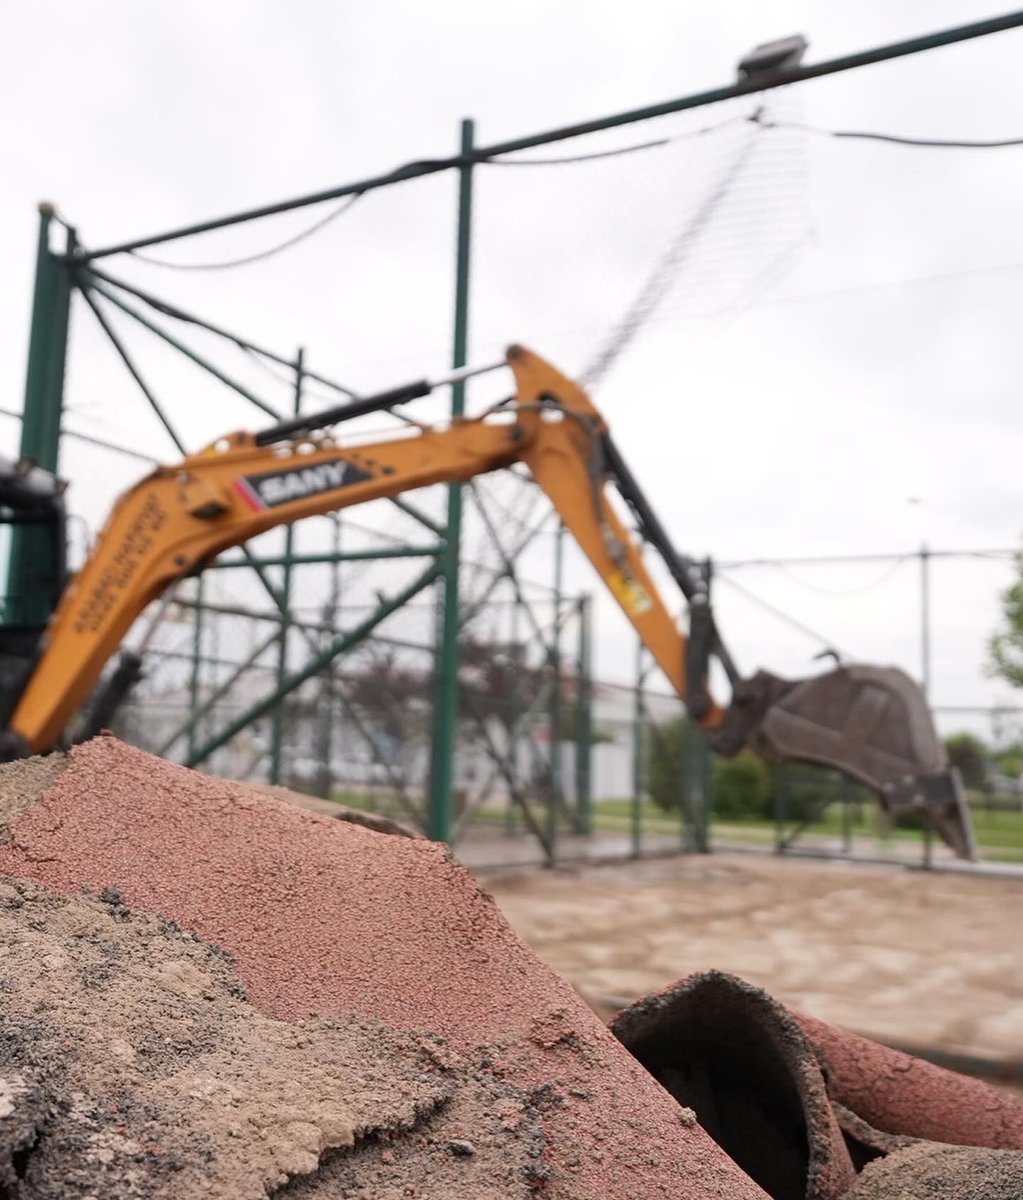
[484,854,1023,1065]
[0,875,547,1198]
[0,755,68,840]
[844,1141,1023,1199]
[0,737,767,1200]
[280,1067,548,1200]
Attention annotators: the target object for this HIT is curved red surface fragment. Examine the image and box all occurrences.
[796,1010,1023,1151]
[612,971,857,1200]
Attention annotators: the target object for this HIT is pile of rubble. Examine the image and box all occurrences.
[0,736,1021,1198]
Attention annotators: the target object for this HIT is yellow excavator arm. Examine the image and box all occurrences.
[3,346,975,858]
[7,347,712,752]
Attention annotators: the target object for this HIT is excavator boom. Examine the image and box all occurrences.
[0,346,976,859]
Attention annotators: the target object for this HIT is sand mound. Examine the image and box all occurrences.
[845,1141,1023,1199]
[0,876,545,1198]
[0,754,68,838]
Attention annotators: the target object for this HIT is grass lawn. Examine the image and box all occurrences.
[590,797,1023,863]
[326,787,1023,864]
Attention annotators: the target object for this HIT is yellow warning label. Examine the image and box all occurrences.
[608,569,653,617]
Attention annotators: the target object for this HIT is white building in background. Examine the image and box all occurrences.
[121,670,685,807]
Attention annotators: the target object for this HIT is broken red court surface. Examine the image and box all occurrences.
[4,736,1023,1198]
[0,737,767,1199]
[612,969,1023,1198]
[795,1010,1023,1151]
[611,970,858,1200]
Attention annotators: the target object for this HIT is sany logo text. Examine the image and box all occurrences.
[236,459,373,510]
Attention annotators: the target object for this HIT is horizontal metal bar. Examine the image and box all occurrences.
[933,705,1023,714]
[480,13,1023,158]
[77,161,462,262]
[211,545,443,569]
[173,597,435,656]
[124,650,251,672]
[75,12,1023,262]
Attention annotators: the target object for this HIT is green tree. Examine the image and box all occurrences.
[943,731,988,791]
[988,556,1023,687]
[552,701,613,746]
[997,745,1023,780]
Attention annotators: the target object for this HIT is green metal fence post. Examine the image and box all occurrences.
[504,594,523,838]
[574,593,593,834]
[774,765,788,854]
[428,117,474,843]
[631,642,648,859]
[21,206,74,471]
[8,207,75,621]
[680,715,692,852]
[269,349,304,784]
[691,556,715,853]
[544,523,565,861]
[313,514,342,801]
[700,732,714,853]
[919,542,934,868]
[187,575,205,763]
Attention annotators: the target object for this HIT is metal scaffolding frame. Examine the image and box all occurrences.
[13,11,1023,847]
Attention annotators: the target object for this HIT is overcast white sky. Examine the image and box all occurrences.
[4,1,1023,741]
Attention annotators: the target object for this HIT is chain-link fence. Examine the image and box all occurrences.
[114,578,1023,871]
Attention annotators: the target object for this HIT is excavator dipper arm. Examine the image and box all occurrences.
[504,350,974,858]
[3,346,975,859]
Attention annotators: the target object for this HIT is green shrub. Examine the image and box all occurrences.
[944,732,988,791]
[892,807,928,832]
[645,714,869,827]
[774,763,864,825]
[713,759,864,825]
[645,716,702,813]
[712,752,773,820]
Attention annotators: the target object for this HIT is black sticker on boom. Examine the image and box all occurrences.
[235,459,374,510]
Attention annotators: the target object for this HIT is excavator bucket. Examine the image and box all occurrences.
[713,665,977,860]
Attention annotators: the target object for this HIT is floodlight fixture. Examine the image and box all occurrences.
[737,35,809,79]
